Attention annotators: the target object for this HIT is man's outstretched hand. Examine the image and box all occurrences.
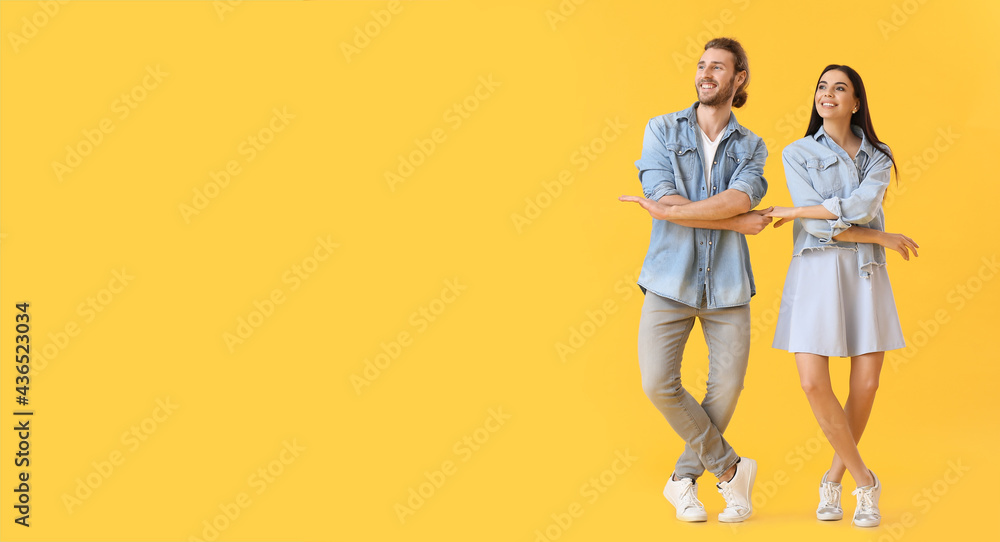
[618,195,673,220]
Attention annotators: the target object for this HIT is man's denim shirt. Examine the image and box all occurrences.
[781,125,892,278]
[635,102,768,309]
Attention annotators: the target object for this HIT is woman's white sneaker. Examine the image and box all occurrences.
[817,470,844,521]
[663,474,707,522]
[851,470,881,528]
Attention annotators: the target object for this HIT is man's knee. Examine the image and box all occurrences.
[641,373,683,402]
[705,376,745,399]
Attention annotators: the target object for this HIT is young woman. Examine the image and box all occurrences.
[764,65,918,528]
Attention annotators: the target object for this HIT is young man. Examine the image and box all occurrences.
[619,37,770,523]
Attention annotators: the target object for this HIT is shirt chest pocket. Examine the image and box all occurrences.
[806,154,844,197]
[723,148,751,179]
[665,143,699,192]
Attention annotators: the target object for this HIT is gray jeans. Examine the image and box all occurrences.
[638,291,750,480]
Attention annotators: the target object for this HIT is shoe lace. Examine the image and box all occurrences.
[820,483,840,507]
[678,480,700,511]
[718,482,745,512]
[852,486,875,514]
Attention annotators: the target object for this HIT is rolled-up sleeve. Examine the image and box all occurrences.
[635,118,677,201]
[728,138,768,208]
[820,151,892,226]
[782,148,839,243]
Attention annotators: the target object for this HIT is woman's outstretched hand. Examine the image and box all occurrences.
[879,232,920,261]
[763,206,797,228]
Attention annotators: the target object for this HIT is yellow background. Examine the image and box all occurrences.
[2,1,998,541]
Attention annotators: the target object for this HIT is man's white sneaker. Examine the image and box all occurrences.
[817,470,844,521]
[717,457,756,523]
[663,474,708,522]
[851,470,881,528]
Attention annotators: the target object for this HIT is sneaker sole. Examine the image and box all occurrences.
[853,517,880,528]
[718,514,750,523]
[817,511,844,521]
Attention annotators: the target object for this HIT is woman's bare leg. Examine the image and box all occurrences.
[827,352,884,484]
[795,353,874,487]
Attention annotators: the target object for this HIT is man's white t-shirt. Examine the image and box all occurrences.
[698,125,723,195]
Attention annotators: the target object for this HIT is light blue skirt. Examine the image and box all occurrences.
[772,248,905,357]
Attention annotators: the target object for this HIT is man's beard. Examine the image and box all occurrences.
[696,76,735,107]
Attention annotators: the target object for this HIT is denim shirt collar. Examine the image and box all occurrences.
[680,102,748,141]
[812,124,874,160]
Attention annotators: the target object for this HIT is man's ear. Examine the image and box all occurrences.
[735,70,747,87]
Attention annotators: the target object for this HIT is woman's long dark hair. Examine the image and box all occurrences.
[805,64,897,178]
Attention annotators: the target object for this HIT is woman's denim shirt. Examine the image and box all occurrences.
[781,125,893,277]
[635,103,768,309]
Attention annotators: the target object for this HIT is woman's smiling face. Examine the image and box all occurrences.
[814,69,859,121]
